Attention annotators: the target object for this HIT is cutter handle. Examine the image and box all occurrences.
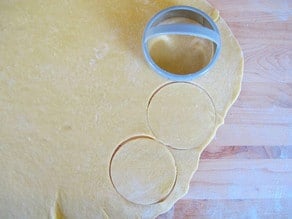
[144,23,221,47]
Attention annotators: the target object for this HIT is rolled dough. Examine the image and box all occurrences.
[0,0,243,218]
[110,136,177,205]
[147,82,216,150]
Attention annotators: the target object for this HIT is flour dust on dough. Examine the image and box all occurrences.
[0,0,243,218]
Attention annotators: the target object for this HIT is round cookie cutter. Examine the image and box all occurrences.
[142,6,221,81]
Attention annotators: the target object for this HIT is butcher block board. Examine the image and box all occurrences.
[159,0,292,218]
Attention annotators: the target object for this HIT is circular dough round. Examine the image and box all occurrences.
[147,82,216,149]
[110,137,177,205]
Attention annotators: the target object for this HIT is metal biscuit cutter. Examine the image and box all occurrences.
[142,6,221,81]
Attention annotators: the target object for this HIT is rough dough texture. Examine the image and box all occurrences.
[0,0,243,218]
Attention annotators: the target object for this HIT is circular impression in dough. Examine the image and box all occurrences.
[110,136,177,205]
[147,82,216,150]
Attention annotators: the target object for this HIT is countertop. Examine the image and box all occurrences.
[160,0,292,218]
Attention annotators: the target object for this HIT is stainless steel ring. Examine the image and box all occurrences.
[142,6,221,81]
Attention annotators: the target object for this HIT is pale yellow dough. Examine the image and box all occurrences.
[110,137,177,205]
[0,0,243,218]
[147,82,216,150]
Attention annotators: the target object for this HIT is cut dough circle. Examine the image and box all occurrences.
[147,82,216,149]
[110,136,177,205]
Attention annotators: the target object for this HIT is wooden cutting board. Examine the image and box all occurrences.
[159,0,292,218]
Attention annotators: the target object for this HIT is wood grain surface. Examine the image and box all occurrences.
[159,0,292,218]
